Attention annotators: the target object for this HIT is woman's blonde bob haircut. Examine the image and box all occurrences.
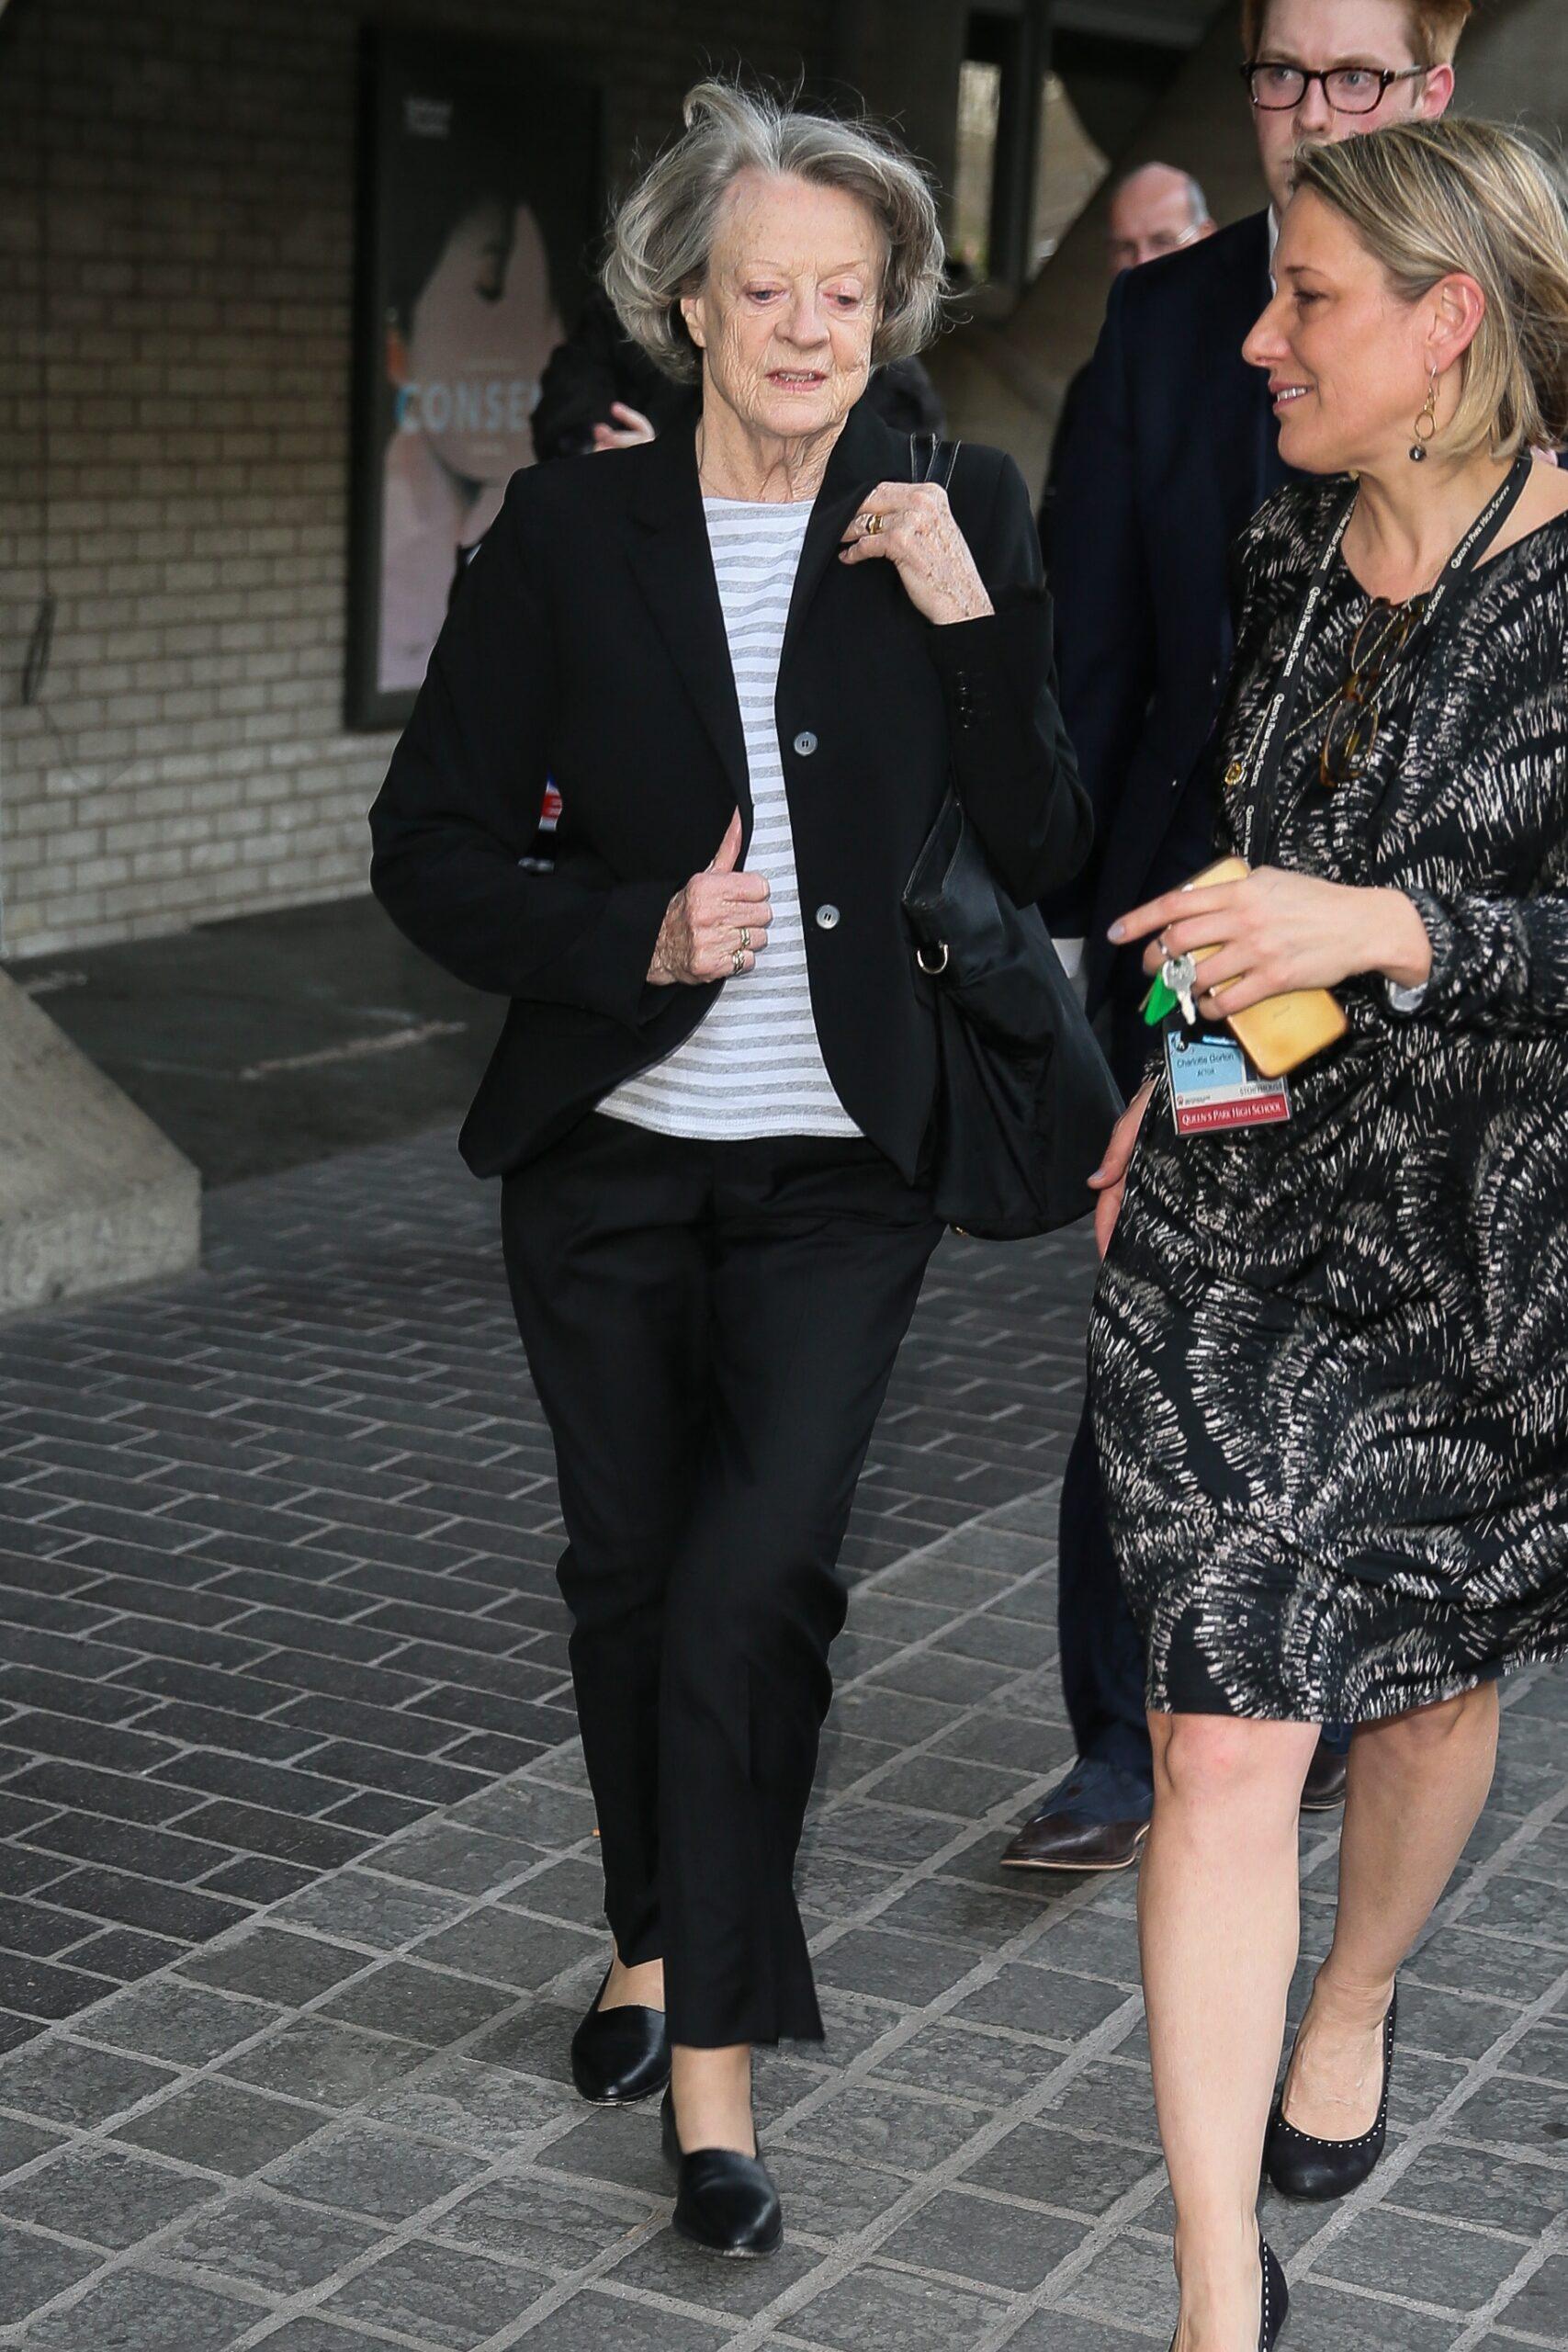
[1292,119,1568,462]
[603,79,946,383]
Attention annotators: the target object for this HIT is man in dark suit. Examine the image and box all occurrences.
[1008,0,1469,1873]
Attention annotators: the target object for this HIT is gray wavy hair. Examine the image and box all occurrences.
[603,79,947,383]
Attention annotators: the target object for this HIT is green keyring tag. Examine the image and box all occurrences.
[1143,975,1179,1026]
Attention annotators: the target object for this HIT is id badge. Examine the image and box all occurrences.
[1165,1029,1291,1136]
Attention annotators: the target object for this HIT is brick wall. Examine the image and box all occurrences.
[0,0,840,957]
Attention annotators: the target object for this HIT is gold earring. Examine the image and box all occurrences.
[1409,368,1439,462]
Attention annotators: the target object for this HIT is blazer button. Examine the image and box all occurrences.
[815,903,840,931]
[793,729,818,756]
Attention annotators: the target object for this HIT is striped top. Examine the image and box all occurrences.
[598,495,860,1142]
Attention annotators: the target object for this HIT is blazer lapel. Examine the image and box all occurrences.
[625,423,750,824]
[778,402,904,684]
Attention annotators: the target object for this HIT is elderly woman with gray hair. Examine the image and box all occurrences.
[370,80,1088,2253]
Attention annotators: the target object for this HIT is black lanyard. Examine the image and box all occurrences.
[1236,457,1533,864]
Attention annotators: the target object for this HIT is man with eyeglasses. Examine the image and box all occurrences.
[1010,0,1470,1881]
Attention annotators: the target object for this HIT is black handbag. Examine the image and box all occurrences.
[901,435,1122,1239]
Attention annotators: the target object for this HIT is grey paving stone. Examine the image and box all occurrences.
[0,2222,103,2325]
[1453,2074,1568,2160]
[539,2103,670,2197]
[872,2019,1039,2109]
[953,1962,1136,2042]
[1315,2207,1533,2313]
[776,2081,983,2176]
[503,2289,729,2350]
[1045,2059,1161,2148]
[0,2117,66,2177]
[1281,2279,1469,2351]
[238,2324,370,2352]
[0,2038,174,2129]
[811,1926,979,2007]
[83,1979,278,2068]
[411,1907,600,1992]
[19,2267,262,2349]
[157,2187,385,2292]
[363,1826,546,1899]
[316,1962,517,2046]
[877,2185,1089,2290]
[790,2257,1010,2351]
[436,2171,658,2272]
[265,2119,487,2222]
[220,2018,431,2108]
[1386,2141,1568,2237]
[0,2143,220,2247]
[468,2001,579,2088]
[1006,2309,1172,2351]
[111,2079,326,2175]
[177,1929,370,2007]
[1503,2251,1568,2343]
[323,2239,552,2348]
[268,1871,472,1951]
[963,2121,1162,2217]
[606,2228,822,2319]
[361,2053,563,2160]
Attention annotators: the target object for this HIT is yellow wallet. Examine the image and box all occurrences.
[1157,855,1348,1080]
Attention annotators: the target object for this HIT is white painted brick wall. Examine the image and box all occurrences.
[0,0,835,957]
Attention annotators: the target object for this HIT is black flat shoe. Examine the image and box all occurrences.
[569,1970,670,2106]
[1168,2241,1288,2352]
[1265,1988,1396,2200]
[660,2088,783,2257]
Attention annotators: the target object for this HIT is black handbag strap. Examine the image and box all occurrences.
[910,431,959,491]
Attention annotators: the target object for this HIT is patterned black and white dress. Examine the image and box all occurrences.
[1089,480,1568,1724]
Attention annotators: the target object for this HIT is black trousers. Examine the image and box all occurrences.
[501,1114,943,2048]
[1058,985,1157,1786]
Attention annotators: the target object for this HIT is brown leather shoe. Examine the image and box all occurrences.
[1001,1810,1150,1871]
[1301,1738,1349,1812]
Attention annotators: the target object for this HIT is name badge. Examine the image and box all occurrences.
[1165,1029,1291,1136]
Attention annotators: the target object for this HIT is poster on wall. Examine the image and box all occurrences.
[346,29,603,731]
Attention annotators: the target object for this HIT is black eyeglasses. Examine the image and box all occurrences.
[1242,62,1430,115]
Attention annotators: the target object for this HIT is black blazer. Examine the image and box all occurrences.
[1046,210,1300,1009]
[369,401,1089,1182]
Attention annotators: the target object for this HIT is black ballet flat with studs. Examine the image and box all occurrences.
[660,2088,783,2257]
[1265,1988,1397,2200]
[1168,2240,1288,2352]
[569,1970,671,2106]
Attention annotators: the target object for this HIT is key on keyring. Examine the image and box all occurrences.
[1163,953,1200,1027]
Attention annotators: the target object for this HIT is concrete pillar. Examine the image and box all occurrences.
[0,970,200,1318]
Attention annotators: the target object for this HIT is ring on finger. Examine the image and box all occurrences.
[859,510,886,536]
[739,925,751,952]
[730,944,746,977]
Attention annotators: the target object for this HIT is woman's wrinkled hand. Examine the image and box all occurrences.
[1089,1080,1155,1261]
[1108,868,1434,1016]
[649,811,773,985]
[839,481,995,627]
[592,402,657,452]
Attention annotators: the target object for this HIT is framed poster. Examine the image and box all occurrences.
[346,28,603,731]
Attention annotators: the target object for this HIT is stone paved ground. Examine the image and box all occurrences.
[0,1131,1564,2349]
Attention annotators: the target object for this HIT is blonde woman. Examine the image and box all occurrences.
[1090,120,1568,2348]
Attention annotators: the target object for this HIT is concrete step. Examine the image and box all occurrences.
[0,967,200,1317]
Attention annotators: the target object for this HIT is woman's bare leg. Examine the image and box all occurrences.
[600,1951,665,2010]
[1142,1712,1322,2349]
[670,2043,754,2154]
[1282,1682,1499,2136]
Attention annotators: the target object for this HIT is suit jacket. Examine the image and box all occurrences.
[1046,210,1299,1010]
[369,401,1089,1182]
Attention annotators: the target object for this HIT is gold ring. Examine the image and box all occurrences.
[862,511,886,536]
[730,944,746,977]
[739,926,751,952]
